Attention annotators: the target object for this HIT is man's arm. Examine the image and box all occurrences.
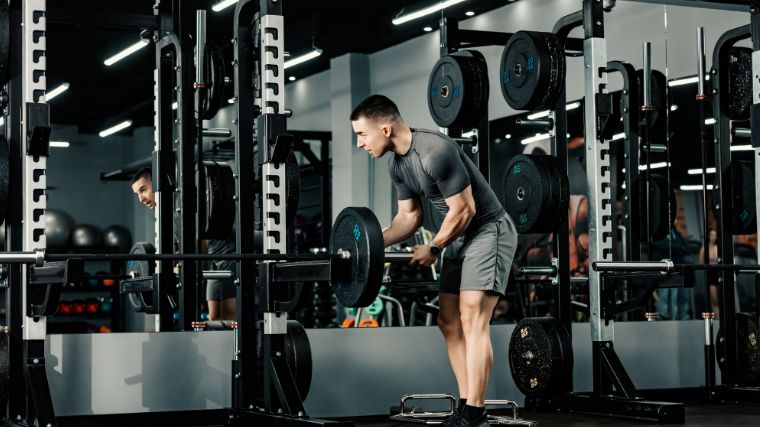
[430,185,476,248]
[383,197,423,247]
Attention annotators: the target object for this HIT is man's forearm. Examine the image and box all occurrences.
[431,207,474,248]
[383,213,422,247]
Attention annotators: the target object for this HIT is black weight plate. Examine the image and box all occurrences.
[0,136,8,226]
[509,317,572,397]
[427,50,488,128]
[717,313,760,385]
[200,43,226,120]
[726,47,752,121]
[500,31,565,111]
[329,207,384,308]
[639,173,676,241]
[0,330,8,410]
[636,69,666,129]
[257,320,312,403]
[201,161,236,239]
[0,0,9,85]
[126,242,155,311]
[729,160,756,234]
[503,155,569,234]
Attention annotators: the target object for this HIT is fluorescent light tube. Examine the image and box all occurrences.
[284,49,322,69]
[212,0,237,12]
[688,167,716,175]
[104,40,150,66]
[731,144,753,152]
[99,120,133,138]
[46,83,70,101]
[393,0,469,25]
[521,133,550,145]
[680,184,714,191]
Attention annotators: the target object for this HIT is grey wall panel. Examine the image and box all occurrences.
[47,332,233,416]
[45,320,710,418]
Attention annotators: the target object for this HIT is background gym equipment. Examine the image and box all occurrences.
[200,161,236,239]
[198,42,226,120]
[44,209,74,248]
[71,224,102,249]
[427,50,489,128]
[726,160,756,234]
[0,136,8,227]
[0,0,8,85]
[639,173,677,241]
[102,224,133,253]
[725,46,752,121]
[256,320,312,405]
[716,312,760,385]
[500,31,566,112]
[508,317,572,398]
[502,154,570,234]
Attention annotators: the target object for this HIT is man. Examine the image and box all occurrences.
[350,95,517,427]
[130,167,237,321]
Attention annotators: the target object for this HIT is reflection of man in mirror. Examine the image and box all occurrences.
[130,167,237,321]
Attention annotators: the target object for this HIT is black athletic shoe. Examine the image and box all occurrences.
[442,412,463,427]
[445,413,489,427]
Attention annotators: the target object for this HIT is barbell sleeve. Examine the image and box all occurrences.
[515,118,554,130]
[202,128,232,138]
[202,270,233,279]
[593,259,675,273]
[452,135,477,146]
[518,266,558,276]
[732,127,751,138]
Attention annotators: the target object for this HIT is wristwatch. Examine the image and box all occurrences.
[429,243,443,255]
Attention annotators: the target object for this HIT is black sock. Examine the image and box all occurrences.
[462,404,486,423]
[458,398,467,412]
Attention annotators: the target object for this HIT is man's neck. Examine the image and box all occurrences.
[391,123,413,155]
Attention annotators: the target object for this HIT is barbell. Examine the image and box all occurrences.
[0,207,416,308]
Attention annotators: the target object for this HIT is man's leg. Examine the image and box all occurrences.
[438,292,468,400]
[459,290,500,406]
[208,300,221,320]
[220,298,237,320]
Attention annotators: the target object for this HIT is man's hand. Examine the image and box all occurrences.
[410,245,438,267]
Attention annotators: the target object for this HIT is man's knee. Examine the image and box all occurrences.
[437,310,461,335]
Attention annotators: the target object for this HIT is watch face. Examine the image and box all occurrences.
[430,245,441,255]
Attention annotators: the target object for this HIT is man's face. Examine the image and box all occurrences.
[351,116,391,158]
[131,177,156,209]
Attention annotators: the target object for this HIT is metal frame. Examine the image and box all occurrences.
[4,1,57,425]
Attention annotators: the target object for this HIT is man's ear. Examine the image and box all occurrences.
[381,123,393,137]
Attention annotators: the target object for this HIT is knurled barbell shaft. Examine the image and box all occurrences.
[0,249,416,265]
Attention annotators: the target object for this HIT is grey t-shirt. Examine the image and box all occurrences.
[388,128,505,234]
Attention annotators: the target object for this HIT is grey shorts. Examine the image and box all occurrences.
[438,213,518,295]
[206,278,237,301]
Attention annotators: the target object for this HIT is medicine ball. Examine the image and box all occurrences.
[45,209,74,247]
[71,224,102,249]
[103,225,133,253]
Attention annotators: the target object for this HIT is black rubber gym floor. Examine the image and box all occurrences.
[337,402,760,426]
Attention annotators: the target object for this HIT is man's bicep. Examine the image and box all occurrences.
[397,197,422,217]
[443,185,475,212]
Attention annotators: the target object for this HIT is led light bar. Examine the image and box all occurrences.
[104,40,150,67]
[98,120,133,138]
[46,83,70,101]
[284,49,322,69]
[392,0,469,25]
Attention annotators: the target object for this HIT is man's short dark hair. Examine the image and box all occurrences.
[350,94,401,122]
[131,167,152,185]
